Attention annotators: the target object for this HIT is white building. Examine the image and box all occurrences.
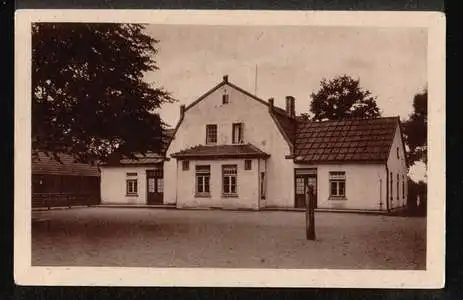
[100,152,165,205]
[163,75,408,212]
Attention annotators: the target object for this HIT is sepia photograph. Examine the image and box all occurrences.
[15,10,445,287]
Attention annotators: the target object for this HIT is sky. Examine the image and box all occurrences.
[143,24,428,181]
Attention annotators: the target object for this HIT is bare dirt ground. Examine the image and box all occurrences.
[31,207,426,269]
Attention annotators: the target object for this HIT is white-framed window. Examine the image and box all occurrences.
[126,179,138,195]
[182,160,189,171]
[195,165,211,196]
[126,172,138,195]
[206,124,217,144]
[222,165,238,196]
[232,123,243,144]
[329,171,346,198]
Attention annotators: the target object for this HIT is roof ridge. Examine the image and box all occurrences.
[297,116,400,124]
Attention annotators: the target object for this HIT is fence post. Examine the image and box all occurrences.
[305,185,316,240]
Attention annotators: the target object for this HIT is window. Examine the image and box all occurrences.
[390,172,393,201]
[206,124,217,144]
[329,171,346,198]
[397,174,400,200]
[396,147,400,159]
[126,172,138,195]
[222,93,229,104]
[126,179,138,195]
[260,172,265,199]
[157,178,164,193]
[402,175,405,199]
[182,160,189,171]
[222,165,238,196]
[296,177,305,195]
[195,165,211,195]
[244,159,252,170]
[232,123,243,144]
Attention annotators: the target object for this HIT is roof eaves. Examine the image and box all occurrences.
[185,81,226,112]
[269,111,294,153]
[294,159,387,165]
[171,153,270,159]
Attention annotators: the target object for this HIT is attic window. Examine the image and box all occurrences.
[222,93,229,104]
[182,160,190,171]
[244,159,252,170]
[396,147,399,159]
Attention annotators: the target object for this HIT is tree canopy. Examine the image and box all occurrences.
[309,75,381,121]
[32,23,174,163]
[403,89,427,166]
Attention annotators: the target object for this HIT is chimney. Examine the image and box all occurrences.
[285,96,295,118]
[223,75,229,83]
[268,98,274,112]
[180,104,185,119]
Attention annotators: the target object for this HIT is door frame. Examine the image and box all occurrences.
[294,168,318,208]
[146,168,163,204]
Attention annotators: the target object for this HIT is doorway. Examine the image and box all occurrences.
[295,168,317,208]
[146,169,163,205]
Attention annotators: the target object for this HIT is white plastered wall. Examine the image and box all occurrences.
[164,83,294,208]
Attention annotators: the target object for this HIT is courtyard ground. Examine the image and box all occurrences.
[31,207,426,269]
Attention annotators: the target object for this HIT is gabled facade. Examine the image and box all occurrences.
[164,75,409,212]
[164,75,295,209]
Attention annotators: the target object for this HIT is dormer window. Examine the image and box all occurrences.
[232,123,243,144]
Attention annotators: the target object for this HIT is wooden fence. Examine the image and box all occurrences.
[32,193,100,209]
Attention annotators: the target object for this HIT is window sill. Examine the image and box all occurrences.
[328,197,347,201]
[195,193,211,198]
[222,194,239,198]
[126,194,139,197]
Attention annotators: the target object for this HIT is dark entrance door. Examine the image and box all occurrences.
[146,169,163,205]
[295,169,317,208]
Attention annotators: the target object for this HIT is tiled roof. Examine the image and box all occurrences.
[117,152,165,165]
[32,152,100,176]
[101,151,165,166]
[294,117,399,163]
[101,128,173,166]
[171,143,270,159]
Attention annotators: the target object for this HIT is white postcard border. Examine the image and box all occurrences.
[14,10,446,288]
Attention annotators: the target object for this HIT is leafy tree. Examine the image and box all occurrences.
[403,89,427,166]
[32,23,174,163]
[309,75,381,121]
